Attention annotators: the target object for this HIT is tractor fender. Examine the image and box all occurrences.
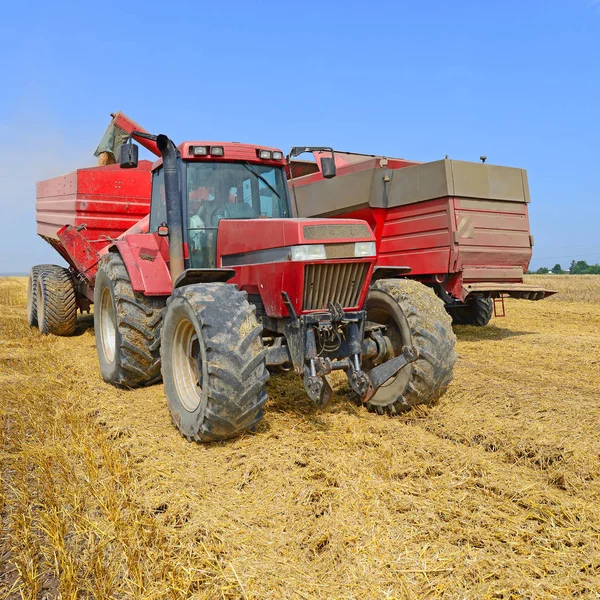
[371,266,412,282]
[173,268,236,289]
[107,234,172,296]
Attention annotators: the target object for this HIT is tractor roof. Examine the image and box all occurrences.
[152,141,286,170]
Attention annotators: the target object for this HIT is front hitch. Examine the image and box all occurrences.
[303,368,334,407]
[348,346,418,403]
[290,307,418,408]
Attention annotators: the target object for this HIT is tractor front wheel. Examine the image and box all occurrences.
[160,283,268,442]
[363,279,456,415]
[94,253,165,387]
[449,296,494,326]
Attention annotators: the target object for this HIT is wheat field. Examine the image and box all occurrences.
[1,275,600,599]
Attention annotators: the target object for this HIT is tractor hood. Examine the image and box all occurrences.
[216,218,377,318]
[216,218,375,260]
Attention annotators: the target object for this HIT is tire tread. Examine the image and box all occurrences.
[164,284,268,442]
[366,279,457,415]
[96,253,165,387]
[450,297,493,326]
[37,266,77,336]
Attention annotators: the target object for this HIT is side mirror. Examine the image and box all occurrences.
[119,141,139,169]
[321,156,336,179]
[289,146,337,179]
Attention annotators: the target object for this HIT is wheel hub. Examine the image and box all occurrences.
[99,287,117,363]
[171,318,203,412]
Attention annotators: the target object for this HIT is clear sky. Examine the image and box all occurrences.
[0,0,598,273]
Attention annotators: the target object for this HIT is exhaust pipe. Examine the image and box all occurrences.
[156,134,185,284]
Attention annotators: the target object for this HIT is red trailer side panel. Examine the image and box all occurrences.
[450,197,532,279]
[377,198,453,275]
[36,161,153,264]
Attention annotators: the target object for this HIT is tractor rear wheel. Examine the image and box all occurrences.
[363,279,456,414]
[94,253,165,387]
[450,296,493,326]
[36,265,78,336]
[160,283,268,443]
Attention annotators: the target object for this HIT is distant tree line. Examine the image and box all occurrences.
[528,260,600,275]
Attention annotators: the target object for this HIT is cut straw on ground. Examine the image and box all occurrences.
[1,275,600,598]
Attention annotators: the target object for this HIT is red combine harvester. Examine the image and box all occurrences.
[287,150,555,325]
[30,113,456,441]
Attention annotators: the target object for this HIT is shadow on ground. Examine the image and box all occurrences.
[266,371,360,420]
[73,314,95,336]
[454,324,534,343]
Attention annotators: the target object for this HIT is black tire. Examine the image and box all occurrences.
[94,253,165,387]
[160,283,269,443]
[36,266,77,336]
[27,265,51,327]
[364,279,456,415]
[449,296,493,326]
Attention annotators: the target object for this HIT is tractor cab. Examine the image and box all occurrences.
[146,141,291,270]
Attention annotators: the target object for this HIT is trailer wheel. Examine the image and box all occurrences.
[94,253,165,387]
[161,283,268,443]
[36,265,78,336]
[363,279,456,414]
[449,296,493,326]
[27,264,54,327]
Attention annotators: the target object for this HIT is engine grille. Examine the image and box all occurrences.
[303,262,369,311]
[303,223,371,240]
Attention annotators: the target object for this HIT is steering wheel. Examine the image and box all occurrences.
[210,204,229,227]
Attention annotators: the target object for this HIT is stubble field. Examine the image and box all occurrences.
[1,275,600,599]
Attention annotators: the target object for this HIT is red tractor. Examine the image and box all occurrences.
[287,150,555,326]
[30,113,456,442]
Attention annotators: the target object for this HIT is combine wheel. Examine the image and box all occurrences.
[161,283,269,443]
[94,253,165,387]
[363,279,456,415]
[36,265,77,336]
[450,296,493,326]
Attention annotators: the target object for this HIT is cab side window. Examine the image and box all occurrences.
[149,168,166,232]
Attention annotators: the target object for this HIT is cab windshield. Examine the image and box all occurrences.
[186,161,289,268]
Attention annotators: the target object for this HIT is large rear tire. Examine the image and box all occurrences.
[449,296,493,326]
[94,253,165,387]
[36,266,77,336]
[363,279,456,414]
[160,283,268,443]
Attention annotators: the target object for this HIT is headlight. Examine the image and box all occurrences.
[354,241,376,257]
[291,244,327,261]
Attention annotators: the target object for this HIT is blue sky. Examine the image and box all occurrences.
[0,0,598,272]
